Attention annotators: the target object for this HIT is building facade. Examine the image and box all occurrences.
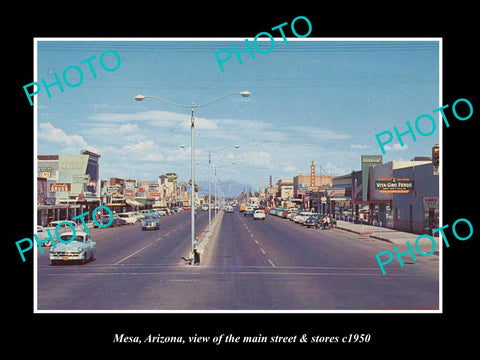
[37,150,101,226]
[392,163,439,234]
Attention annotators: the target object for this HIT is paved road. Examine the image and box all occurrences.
[36,210,439,311]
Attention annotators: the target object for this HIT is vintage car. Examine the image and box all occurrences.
[244,206,255,217]
[118,212,138,225]
[49,231,97,265]
[253,209,266,220]
[93,214,126,228]
[142,215,160,230]
[42,220,77,246]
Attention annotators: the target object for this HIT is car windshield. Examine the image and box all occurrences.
[144,216,157,220]
[60,235,85,243]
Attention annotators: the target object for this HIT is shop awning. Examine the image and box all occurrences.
[105,202,126,207]
[126,199,143,206]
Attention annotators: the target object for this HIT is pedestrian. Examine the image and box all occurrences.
[193,235,200,265]
[321,215,330,230]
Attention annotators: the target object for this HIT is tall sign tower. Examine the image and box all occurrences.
[310,161,316,187]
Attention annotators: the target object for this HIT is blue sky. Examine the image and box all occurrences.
[35,39,440,190]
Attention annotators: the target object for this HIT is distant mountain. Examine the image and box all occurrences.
[196,179,250,198]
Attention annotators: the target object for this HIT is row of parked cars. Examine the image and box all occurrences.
[42,208,185,265]
[269,207,336,229]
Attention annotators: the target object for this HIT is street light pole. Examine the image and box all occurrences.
[134,91,250,264]
[208,152,211,231]
[190,105,195,257]
[208,144,239,231]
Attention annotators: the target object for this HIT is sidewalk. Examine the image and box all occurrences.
[335,220,439,250]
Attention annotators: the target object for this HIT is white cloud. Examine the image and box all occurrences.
[287,126,352,140]
[38,122,88,149]
[89,110,218,130]
[119,123,139,134]
[165,147,190,161]
[89,110,183,123]
[121,140,165,162]
[350,144,369,149]
[123,140,156,153]
[181,116,217,130]
[384,143,408,151]
[242,150,271,166]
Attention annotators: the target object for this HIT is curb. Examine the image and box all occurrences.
[198,210,224,254]
[335,225,393,244]
[183,211,224,265]
[335,223,440,255]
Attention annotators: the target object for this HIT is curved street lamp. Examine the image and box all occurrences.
[134,91,250,263]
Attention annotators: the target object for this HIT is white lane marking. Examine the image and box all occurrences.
[260,248,266,255]
[267,259,276,268]
[115,224,187,264]
[114,242,155,265]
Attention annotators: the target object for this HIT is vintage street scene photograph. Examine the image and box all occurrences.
[33,38,441,311]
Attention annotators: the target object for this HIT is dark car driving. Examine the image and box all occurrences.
[94,214,127,228]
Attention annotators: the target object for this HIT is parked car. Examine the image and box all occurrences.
[293,212,314,223]
[49,231,97,265]
[47,220,77,232]
[244,206,255,216]
[142,215,160,230]
[253,209,266,220]
[287,210,298,220]
[118,212,138,225]
[94,214,126,228]
[43,220,77,246]
[37,225,50,246]
[303,214,323,228]
[131,211,144,221]
[140,209,157,218]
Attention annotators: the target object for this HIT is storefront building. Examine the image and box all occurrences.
[392,162,439,234]
[369,159,434,232]
[37,150,101,226]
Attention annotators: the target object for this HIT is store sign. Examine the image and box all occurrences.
[327,189,345,197]
[375,177,413,193]
[423,196,439,206]
[107,184,121,195]
[361,155,383,201]
[49,183,71,192]
[125,189,137,198]
[147,192,162,198]
[40,166,54,178]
